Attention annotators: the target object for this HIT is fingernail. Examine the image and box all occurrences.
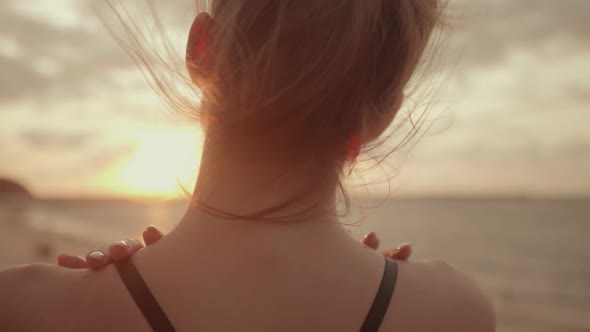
[57,255,67,265]
[366,232,376,239]
[88,251,105,261]
[113,240,128,250]
[396,244,412,254]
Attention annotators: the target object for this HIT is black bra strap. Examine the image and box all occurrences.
[115,260,176,332]
[359,258,399,332]
[115,257,396,332]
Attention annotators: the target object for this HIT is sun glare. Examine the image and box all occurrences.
[97,126,203,199]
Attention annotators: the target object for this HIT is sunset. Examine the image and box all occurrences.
[1,1,588,331]
[1,0,589,199]
[94,126,203,199]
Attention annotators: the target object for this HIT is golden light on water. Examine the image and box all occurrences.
[95,127,203,199]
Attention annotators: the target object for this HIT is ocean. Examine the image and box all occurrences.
[1,198,589,331]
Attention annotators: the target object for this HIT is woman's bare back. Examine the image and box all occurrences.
[1,240,494,332]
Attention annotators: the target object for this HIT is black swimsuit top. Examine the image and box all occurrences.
[115,257,398,332]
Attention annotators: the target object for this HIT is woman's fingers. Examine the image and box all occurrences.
[143,225,164,246]
[362,232,412,261]
[85,244,113,269]
[362,232,380,250]
[383,244,412,261]
[108,239,144,262]
[57,255,89,269]
[59,225,163,270]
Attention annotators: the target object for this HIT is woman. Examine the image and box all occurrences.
[0,1,495,331]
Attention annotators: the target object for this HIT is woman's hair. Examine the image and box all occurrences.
[107,0,446,219]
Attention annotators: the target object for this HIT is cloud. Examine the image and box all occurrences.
[1,132,137,185]
[3,0,586,102]
[0,56,52,100]
[444,0,590,69]
[19,129,96,149]
[0,1,135,102]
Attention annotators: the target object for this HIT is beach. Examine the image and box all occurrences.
[1,198,589,331]
[0,220,91,269]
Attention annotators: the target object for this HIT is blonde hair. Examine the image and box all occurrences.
[106,0,446,218]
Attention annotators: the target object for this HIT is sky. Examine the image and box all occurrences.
[0,0,589,199]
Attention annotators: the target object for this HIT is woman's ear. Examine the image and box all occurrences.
[186,12,215,83]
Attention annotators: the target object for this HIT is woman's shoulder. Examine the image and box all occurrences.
[0,263,139,331]
[0,263,75,301]
[0,262,90,296]
[381,259,495,332]
[1,262,74,280]
[0,264,84,329]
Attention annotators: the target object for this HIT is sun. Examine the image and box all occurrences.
[97,126,204,199]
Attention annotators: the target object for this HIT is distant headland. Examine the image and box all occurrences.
[0,178,34,201]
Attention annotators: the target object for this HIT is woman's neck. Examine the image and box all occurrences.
[141,135,355,266]
[190,134,339,220]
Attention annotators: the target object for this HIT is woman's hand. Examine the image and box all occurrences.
[363,232,412,261]
[57,226,411,269]
[57,226,164,269]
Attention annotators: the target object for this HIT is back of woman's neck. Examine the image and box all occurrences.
[136,138,358,269]
[193,139,338,220]
[138,206,359,278]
